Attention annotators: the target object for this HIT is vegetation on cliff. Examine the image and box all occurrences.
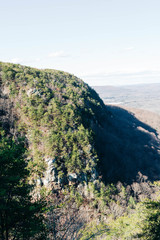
[1,62,160,239]
[0,129,46,240]
[0,62,107,185]
[80,196,160,240]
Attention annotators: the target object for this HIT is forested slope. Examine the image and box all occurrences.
[0,62,108,189]
[1,62,160,239]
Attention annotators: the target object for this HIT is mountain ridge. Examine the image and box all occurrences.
[1,62,160,239]
[1,62,160,188]
[0,62,107,191]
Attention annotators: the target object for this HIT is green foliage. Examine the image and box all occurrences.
[128,196,136,209]
[80,199,160,240]
[69,186,84,208]
[79,221,108,240]
[0,62,105,181]
[140,200,160,240]
[0,130,46,240]
[1,62,160,240]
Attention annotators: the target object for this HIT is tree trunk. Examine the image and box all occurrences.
[5,212,9,240]
[0,212,5,240]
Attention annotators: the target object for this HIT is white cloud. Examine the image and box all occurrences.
[10,58,23,64]
[48,50,70,58]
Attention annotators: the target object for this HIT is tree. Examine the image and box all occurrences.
[46,190,85,240]
[141,200,160,240]
[0,130,46,240]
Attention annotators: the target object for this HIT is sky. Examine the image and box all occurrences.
[1,0,160,86]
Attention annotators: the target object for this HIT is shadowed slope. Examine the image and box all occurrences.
[96,105,160,184]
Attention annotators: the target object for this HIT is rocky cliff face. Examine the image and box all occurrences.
[0,62,107,192]
[1,62,160,200]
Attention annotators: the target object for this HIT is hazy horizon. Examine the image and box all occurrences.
[91,82,160,87]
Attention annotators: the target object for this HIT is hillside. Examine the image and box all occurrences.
[0,62,109,190]
[102,105,160,184]
[1,62,160,239]
[1,62,160,191]
[121,106,160,137]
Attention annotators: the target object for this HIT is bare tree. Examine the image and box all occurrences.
[45,190,86,240]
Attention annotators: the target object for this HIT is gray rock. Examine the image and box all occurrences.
[36,177,43,187]
[68,173,78,181]
[43,178,49,187]
[27,88,41,97]
[40,157,58,187]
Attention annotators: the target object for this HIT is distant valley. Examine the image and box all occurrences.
[93,83,160,115]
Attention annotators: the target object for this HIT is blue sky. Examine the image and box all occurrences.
[1,0,160,86]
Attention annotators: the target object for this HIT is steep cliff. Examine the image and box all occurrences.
[1,62,160,239]
[1,62,160,193]
[0,62,108,191]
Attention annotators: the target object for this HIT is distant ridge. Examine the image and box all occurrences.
[93,83,160,115]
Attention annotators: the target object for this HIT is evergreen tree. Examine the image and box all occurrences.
[0,130,46,240]
[141,200,160,240]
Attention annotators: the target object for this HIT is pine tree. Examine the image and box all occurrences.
[0,130,46,240]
